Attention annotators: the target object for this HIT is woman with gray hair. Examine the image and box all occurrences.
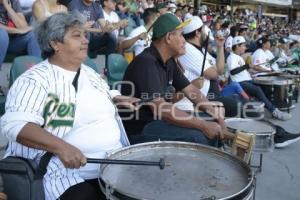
[0,12,140,200]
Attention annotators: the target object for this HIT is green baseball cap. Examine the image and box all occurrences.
[152,13,191,40]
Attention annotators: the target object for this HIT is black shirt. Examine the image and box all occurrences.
[121,45,190,135]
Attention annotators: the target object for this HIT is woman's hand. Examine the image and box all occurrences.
[57,142,86,169]
[16,123,87,169]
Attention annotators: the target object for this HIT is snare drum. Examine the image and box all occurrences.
[100,142,254,200]
[253,76,295,110]
[225,118,275,152]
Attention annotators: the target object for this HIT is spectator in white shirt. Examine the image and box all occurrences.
[183,6,193,20]
[119,8,158,56]
[252,36,274,72]
[225,25,239,54]
[277,38,294,67]
[101,0,128,39]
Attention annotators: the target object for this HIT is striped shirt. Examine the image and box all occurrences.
[175,43,212,111]
[0,60,130,200]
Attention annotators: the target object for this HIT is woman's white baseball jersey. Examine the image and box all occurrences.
[0,60,130,200]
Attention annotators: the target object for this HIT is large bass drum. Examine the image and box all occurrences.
[100,142,254,200]
[253,76,295,110]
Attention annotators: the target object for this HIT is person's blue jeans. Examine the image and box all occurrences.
[239,80,276,112]
[0,28,41,67]
[140,120,218,147]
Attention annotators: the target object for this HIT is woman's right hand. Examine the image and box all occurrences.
[15,122,87,169]
[57,143,86,169]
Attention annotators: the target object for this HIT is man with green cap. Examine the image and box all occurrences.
[121,13,228,147]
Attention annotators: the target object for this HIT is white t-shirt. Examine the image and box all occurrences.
[252,48,271,71]
[227,52,252,83]
[103,10,120,38]
[265,50,279,71]
[124,25,149,56]
[225,36,233,50]
[175,43,212,111]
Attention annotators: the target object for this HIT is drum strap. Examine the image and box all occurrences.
[35,152,53,179]
[269,56,279,65]
[230,64,250,75]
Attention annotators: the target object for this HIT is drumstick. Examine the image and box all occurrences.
[254,56,279,67]
[86,158,169,170]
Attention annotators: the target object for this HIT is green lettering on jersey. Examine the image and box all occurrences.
[43,93,75,129]
[69,103,75,118]
[48,120,74,129]
[43,93,59,124]
[57,103,70,117]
